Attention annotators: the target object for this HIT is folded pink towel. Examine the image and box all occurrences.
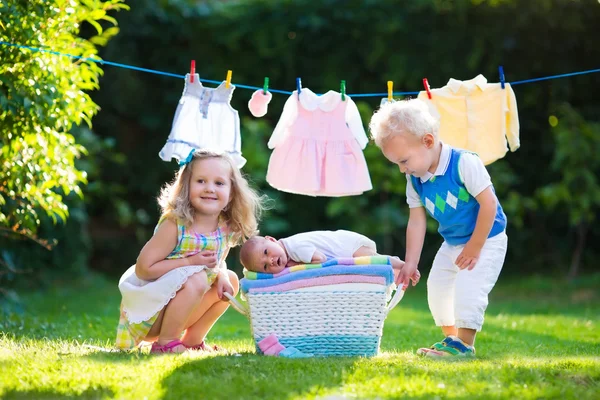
[258,334,279,352]
[263,342,285,356]
[248,274,386,293]
[258,333,285,356]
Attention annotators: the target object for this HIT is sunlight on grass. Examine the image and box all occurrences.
[291,355,600,400]
[1,274,598,399]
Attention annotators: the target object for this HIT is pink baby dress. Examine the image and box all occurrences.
[266,88,372,197]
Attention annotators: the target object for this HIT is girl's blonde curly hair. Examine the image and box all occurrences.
[157,150,267,245]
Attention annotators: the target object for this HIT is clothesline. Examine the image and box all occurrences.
[2,40,600,97]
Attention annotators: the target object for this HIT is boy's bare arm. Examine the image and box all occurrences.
[405,207,427,268]
[398,207,427,286]
[456,186,497,270]
[470,187,497,247]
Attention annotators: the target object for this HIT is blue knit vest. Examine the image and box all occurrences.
[410,149,506,245]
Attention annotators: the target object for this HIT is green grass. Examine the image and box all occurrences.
[1,273,598,400]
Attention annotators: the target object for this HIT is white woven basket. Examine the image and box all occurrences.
[225,282,404,357]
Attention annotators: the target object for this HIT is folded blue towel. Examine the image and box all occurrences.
[240,264,393,293]
[244,256,391,280]
[279,347,313,358]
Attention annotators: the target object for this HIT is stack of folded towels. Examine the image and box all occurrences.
[240,256,396,357]
[241,255,395,294]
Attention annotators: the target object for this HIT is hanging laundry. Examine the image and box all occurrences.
[418,74,520,165]
[248,89,272,118]
[159,73,246,168]
[267,88,372,197]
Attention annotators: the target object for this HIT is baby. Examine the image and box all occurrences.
[239,230,420,287]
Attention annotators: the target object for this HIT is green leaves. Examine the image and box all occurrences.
[0,0,127,239]
[536,103,600,226]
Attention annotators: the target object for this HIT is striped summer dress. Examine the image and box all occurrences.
[115,216,234,350]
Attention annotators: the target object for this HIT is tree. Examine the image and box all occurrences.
[537,104,600,279]
[0,0,128,289]
[85,0,600,276]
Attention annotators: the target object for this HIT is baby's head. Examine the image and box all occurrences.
[369,99,440,178]
[158,150,265,243]
[240,235,288,274]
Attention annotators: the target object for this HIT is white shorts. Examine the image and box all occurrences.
[427,231,508,331]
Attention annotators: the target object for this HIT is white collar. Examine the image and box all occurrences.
[447,74,488,93]
[420,142,451,183]
[297,88,342,112]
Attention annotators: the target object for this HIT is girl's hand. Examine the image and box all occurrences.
[186,251,218,268]
[217,273,234,300]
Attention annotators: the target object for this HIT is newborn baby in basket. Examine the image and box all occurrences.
[239,229,420,288]
[237,230,420,357]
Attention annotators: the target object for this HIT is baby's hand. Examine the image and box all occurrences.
[390,256,405,271]
[311,251,327,264]
[186,251,218,268]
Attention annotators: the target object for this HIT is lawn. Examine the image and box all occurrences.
[1,273,598,399]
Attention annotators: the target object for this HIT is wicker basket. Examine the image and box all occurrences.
[225,281,404,357]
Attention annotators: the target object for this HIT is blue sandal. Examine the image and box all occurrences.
[417,336,475,358]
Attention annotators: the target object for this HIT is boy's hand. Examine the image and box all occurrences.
[217,272,234,299]
[410,268,421,286]
[187,251,218,268]
[396,261,418,288]
[391,256,420,288]
[455,241,482,270]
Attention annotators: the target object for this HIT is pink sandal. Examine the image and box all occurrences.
[185,341,221,352]
[150,340,187,354]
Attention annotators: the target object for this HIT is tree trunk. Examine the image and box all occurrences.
[568,222,587,280]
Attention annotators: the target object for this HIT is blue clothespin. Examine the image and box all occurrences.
[296,77,302,99]
[499,66,505,89]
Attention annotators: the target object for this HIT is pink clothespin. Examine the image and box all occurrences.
[423,78,432,99]
[190,60,195,83]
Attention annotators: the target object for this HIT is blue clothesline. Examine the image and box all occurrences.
[1,40,599,97]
